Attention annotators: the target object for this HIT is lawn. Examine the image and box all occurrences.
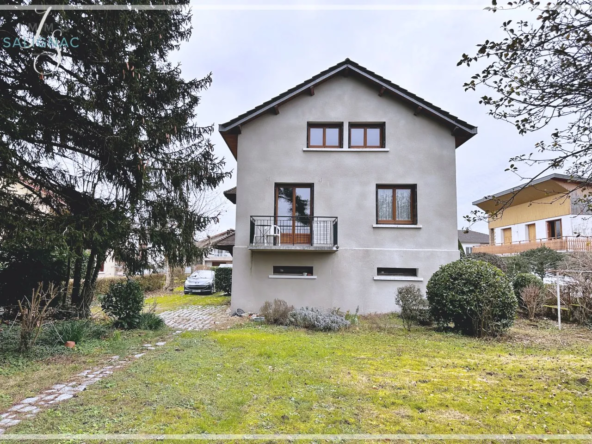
[145,289,230,313]
[10,318,592,437]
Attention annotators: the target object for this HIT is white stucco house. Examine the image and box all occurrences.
[219,59,477,313]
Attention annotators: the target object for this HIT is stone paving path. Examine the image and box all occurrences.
[0,342,167,435]
[159,305,235,331]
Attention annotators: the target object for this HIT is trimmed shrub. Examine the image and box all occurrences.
[138,312,166,330]
[42,320,108,346]
[395,285,429,331]
[520,247,564,279]
[503,255,531,281]
[260,299,294,325]
[465,252,507,273]
[427,259,517,337]
[288,307,350,332]
[100,279,144,329]
[215,267,232,295]
[94,274,165,297]
[513,273,544,306]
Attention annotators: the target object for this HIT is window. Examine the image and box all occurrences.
[547,219,562,239]
[99,262,105,273]
[377,267,417,277]
[465,247,473,254]
[349,123,384,148]
[273,266,314,276]
[307,123,342,148]
[376,185,416,224]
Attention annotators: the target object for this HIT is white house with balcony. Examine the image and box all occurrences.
[219,59,477,313]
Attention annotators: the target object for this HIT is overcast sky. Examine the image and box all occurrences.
[171,0,548,237]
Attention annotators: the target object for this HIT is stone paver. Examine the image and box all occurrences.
[159,305,235,331]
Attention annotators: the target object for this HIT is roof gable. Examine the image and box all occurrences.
[219,59,478,159]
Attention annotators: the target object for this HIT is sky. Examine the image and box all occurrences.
[170,0,549,237]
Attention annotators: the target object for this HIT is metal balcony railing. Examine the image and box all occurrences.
[249,216,338,247]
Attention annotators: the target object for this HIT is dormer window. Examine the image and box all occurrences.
[349,123,385,148]
[307,123,343,148]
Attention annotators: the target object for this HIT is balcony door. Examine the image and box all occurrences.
[275,184,313,245]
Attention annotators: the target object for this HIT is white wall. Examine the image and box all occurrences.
[231,75,461,313]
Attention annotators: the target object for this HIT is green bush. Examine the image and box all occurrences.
[465,252,507,273]
[42,320,108,346]
[94,274,165,297]
[100,279,144,329]
[395,285,429,331]
[503,255,531,281]
[513,273,544,306]
[427,259,517,337]
[214,267,232,295]
[138,312,166,330]
[520,247,564,279]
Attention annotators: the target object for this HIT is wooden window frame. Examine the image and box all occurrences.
[377,267,417,277]
[348,123,385,148]
[376,185,417,225]
[273,266,314,276]
[307,123,343,148]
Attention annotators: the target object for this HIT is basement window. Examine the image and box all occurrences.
[273,266,314,276]
[377,268,417,277]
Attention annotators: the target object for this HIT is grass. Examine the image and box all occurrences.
[0,324,169,412]
[10,318,592,437]
[145,291,230,313]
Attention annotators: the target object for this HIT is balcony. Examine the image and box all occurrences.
[473,236,592,255]
[249,216,338,252]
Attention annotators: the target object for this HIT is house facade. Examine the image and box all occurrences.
[473,173,592,255]
[219,59,477,314]
[195,230,235,267]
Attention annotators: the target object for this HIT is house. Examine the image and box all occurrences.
[195,229,235,267]
[472,173,592,255]
[458,230,489,255]
[218,59,477,313]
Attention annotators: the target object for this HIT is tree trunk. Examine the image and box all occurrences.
[78,248,97,318]
[163,257,175,291]
[70,245,84,308]
[80,251,104,318]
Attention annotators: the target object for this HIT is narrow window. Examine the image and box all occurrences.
[273,266,314,276]
[376,185,416,224]
[377,268,417,277]
[465,247,472,254]
[307,123,343,148]
[349,123,385,148]
[99,262,105,272]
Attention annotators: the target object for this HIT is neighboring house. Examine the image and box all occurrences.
[195,229,235,267]
[458,230,489,255]
[98,255,124,278]
[472,173,592,255]
[218,59,477,313]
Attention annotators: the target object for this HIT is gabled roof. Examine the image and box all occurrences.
[218,59,478,159]
[473,173,585,212]
[196,229,235,249]
[458,229,489,244]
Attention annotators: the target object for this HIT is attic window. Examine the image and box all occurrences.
[308,123,343,148]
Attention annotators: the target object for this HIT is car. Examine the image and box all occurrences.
[184,270,215,295]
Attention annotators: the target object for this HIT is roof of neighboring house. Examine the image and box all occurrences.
[218,58,478,159]
[196,229,235,248]
[223,186,236,204]
[458,229,489,245]
[473,173,585,212]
